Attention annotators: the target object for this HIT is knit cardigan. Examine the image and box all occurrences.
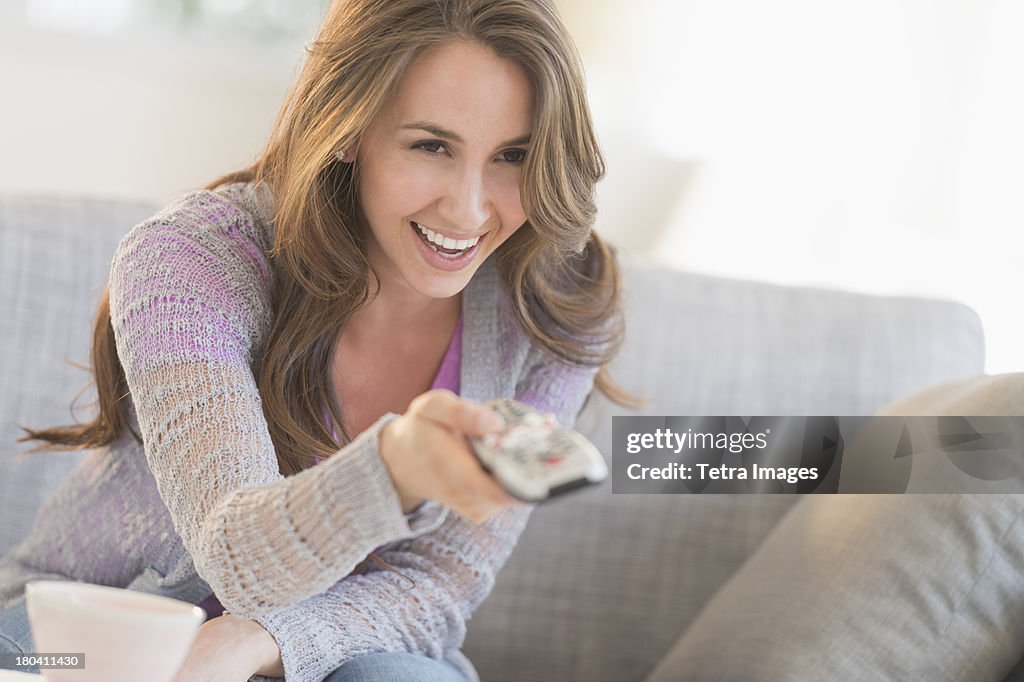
[0,182,599,681]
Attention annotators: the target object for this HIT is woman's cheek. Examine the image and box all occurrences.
[401,167,445,205]
[498,184,527,229]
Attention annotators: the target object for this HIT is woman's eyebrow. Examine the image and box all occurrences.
[399,122,531,147]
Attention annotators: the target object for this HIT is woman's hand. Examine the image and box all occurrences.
[379,389,517,524]
[172,613,284,681]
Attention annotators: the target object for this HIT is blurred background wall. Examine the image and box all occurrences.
[1,0,1021,373]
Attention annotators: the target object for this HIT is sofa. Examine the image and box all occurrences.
[2,192,1019,681]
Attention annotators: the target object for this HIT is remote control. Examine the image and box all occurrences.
[469,398,608,502]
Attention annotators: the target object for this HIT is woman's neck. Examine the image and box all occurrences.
[343,287,461,354]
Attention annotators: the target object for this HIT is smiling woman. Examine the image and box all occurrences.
[3,1,630,681]
[330,39,542,441]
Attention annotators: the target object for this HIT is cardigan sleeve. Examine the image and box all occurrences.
[107,193,443,619]
[252,344,601,681]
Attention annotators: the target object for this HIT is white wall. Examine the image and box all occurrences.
[0,4,301,205]
[1,0,1021,372]
[561,0,1024,374]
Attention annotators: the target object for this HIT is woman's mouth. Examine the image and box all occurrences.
[412,222,482,255]
[410,221,485,271]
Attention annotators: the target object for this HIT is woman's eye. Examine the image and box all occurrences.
[413,141,447,155]
[499,149,527,165]
[497,148,528,163]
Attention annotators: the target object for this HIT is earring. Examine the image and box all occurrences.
[335,149,347,163]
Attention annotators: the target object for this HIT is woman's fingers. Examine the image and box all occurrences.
[378,389,518,524]
[409,389,505,435]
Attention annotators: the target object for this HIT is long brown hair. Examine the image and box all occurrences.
[19,0,638,477]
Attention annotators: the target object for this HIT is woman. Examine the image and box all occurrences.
[0,0,627,679]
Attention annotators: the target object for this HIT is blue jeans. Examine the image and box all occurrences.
[1,599,467,681]
[323,653,468,681]
[0,599,38,674]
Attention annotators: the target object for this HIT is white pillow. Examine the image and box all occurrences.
[646,374,1024,682]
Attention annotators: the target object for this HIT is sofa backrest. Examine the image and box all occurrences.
[1,195,155,554]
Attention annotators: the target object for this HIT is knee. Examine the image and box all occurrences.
[324,653,400,682]
[0,630,24,656]
[0,630,28,671]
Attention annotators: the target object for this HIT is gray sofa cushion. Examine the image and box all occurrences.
[646,374,1024,682]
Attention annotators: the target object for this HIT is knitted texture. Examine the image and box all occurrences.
[199,308,463,623]
[0,182,599,681]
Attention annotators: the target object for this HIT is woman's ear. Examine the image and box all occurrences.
[334,138,360,165]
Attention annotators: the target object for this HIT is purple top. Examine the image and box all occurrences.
[198,313,463,620]
[430,312,464,395]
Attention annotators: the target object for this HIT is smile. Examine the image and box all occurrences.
[413,222,483,254]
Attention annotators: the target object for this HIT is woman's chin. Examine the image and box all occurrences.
[414,275,472,301]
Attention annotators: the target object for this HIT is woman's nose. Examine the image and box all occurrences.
[442,167,491,232]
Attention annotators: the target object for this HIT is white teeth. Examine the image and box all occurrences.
[414,222,481,250]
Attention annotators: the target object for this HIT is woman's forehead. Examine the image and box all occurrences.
[383,41,534,144]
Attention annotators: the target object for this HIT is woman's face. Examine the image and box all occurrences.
[355,40,534,303]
